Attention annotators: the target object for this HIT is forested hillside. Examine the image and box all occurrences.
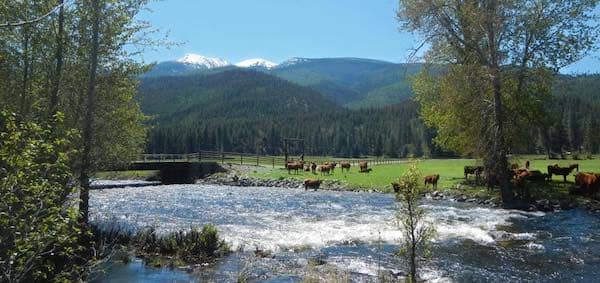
[271,58,423,108]
[141,69,433,156]
[144,57,423,109]
[140,66,600,157]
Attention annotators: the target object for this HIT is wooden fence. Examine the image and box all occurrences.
[137,150,408,168]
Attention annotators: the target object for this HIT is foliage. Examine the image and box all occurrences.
[394,164,435,282]
[0,112,86,282]
[141,69,434,157]
[131,225,230,264]
[414,65,553,156]
[0,0,152,223]
[398,0,600,204]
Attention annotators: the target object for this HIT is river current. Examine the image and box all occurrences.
[90,184,600,282]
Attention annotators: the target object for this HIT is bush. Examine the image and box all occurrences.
[129,225,230,264]
[0,112,87,282]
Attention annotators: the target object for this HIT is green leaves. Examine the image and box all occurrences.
[395,163,435,281]
[0,112,86,282]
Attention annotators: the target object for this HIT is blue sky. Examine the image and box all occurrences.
[139,0,599,74]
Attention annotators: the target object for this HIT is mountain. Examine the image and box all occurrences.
[144,56,422,108]
[138,62,600,156]
[143,54,233,78]
[177,54,230,69]
[271,57,423,108]
[139,69,431,156]
[139,69,341,123]
[235,58,278,69]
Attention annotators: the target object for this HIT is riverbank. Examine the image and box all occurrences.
[95,158,600,213]
[199,163,600,213]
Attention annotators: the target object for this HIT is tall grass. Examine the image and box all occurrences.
[91,224,230,267]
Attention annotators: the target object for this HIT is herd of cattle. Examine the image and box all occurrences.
[285,160,370,176]
[289,159,599,196]
[285,160,371,191]
[464,161,600,196]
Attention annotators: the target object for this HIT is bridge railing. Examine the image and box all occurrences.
[137,151,409,169]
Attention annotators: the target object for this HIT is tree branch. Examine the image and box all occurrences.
[0,2,65,28]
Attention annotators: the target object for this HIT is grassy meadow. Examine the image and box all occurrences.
[251,156,600,192]
[95,170,159,180]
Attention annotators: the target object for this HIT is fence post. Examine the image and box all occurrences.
[221,152,224,164]
[272,157,275,168]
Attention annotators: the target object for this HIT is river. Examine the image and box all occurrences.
[90,184,600,282]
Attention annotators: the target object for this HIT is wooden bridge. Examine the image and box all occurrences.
[128,150,408,184]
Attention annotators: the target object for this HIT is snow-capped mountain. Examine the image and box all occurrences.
[277,57,311,68]
[176,54,230,69]
[235,58,278,69]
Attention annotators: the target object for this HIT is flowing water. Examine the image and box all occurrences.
[90,184,600,282]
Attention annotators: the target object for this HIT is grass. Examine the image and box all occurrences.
[92,224,230,269]
[251,156,600,192]
[94,170,158,180]
[253,159,474,191]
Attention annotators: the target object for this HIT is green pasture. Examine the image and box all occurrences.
[95,170,158,180]
[251,156,600,192]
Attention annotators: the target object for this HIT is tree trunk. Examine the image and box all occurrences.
[408,197,417,282]
[79,0,101,223]
[20,24,30,117]
[490,66,513,205]
[50,0,65,117]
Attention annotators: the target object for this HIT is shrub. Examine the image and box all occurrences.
[129,225,230,264]
[395,164,435,282]
[0,112,87,282]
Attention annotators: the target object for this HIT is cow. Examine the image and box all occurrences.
[547,164,578,182]
[424,174,440,190]
[304,179,322,191]
[464,166,484,181]
[286,161,304,174]
[574,172,600,196]
[310,162,317,174]
[391,182,401,194]
[340,162,351,172]
[329,162,338,173]
[513,168,529,177]
[515,170,547,186]
[318,165,331,175]
[359,161,369,173]
[305,164,311,172]
[570,163,580,172]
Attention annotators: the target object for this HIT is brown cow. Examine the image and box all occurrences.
[391,182,401,193]
[286,161,304,174]
[424,174,440,190]
[329,162,338,173]
[574,172,600,196]
[464,166,484,181]
[359,161,369,173]
[547,164,578,182]
[304,179,322,191]
[318,165,331,175]
[340,162,351,172]
[515,170,547,186]
[310,162,317,174]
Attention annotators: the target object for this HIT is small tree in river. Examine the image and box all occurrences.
[395,164,435,282]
